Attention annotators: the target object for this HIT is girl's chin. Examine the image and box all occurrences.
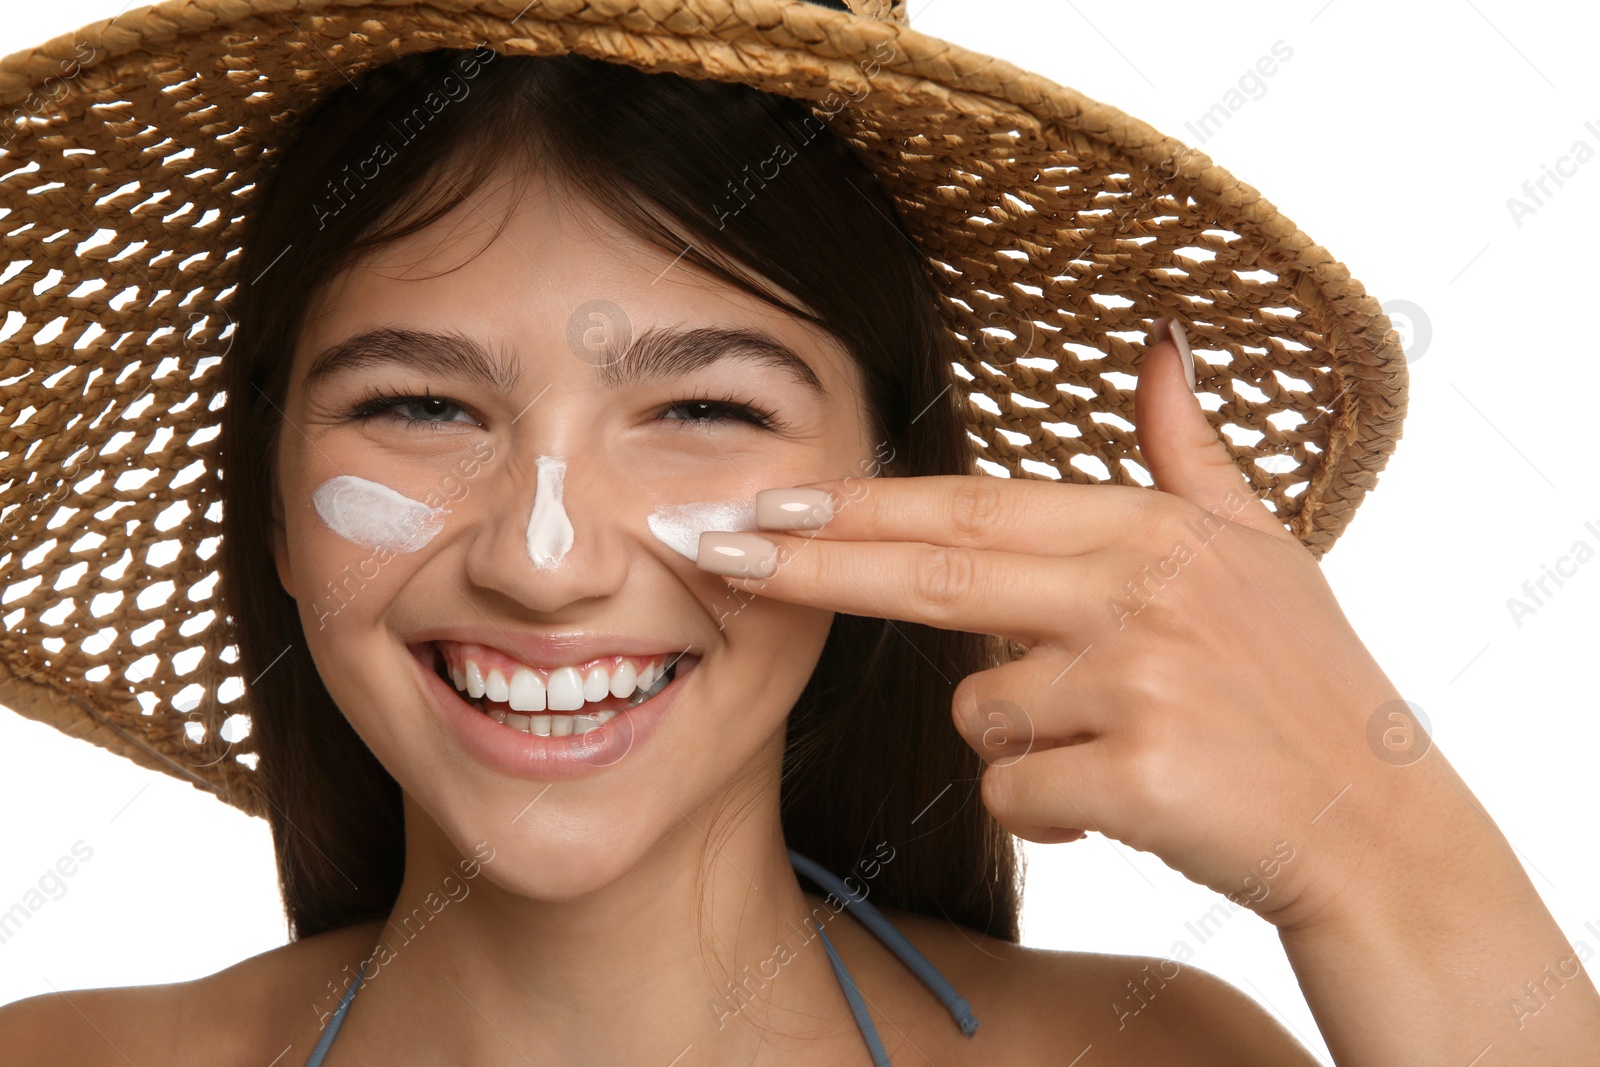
[429,825,672,903]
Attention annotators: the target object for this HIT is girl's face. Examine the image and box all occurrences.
[270,164,878,897]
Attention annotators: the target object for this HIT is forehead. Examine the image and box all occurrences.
[293,164,862,395]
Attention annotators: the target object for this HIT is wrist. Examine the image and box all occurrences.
[1270,749,1522,937]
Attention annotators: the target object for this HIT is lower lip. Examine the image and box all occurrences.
[409,644,696,780]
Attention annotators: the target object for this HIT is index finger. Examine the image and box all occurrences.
[778,473,1160,557]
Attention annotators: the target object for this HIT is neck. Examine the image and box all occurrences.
[335,780,863,1063]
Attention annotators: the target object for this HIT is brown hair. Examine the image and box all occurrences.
[219,46,1022,943]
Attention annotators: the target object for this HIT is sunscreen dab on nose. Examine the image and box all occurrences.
[648,499,759,562]
[311,475,450,552]
[527,454,575,568]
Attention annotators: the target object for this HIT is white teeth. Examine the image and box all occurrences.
[498,708,621,736]
[582,666,610,703]
[509,668,546,712]
[443,648,680,718]
[546,667,585,711]
[626,661,674,707]
[609,661,637,698]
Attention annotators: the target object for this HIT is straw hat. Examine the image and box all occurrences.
[0,0,1408,816]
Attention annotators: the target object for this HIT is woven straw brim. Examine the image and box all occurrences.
[0,0,1407,816]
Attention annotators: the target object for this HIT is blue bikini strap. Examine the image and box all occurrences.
[788,847,980,1036]
[816,923,893,1066]
[305,848,979,1067]
[305,967,363,1067]
[306,930,894,1067]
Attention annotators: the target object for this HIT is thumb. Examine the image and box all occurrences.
[1133,316,1299,545]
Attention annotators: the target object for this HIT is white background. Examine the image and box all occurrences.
[3,2,1598,1062]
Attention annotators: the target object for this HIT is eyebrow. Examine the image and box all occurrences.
[305,327,523,393]
[303,324,827,398]
[596,323,827,397]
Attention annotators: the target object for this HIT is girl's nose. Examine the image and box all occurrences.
[526,455,574,567]
[463,450,630,614]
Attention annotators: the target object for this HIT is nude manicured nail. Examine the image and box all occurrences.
[696,531,778,578]
[1151,315,1197,393]
[755,487,834,530]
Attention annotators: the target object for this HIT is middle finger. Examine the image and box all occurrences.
[703,532,1096,644]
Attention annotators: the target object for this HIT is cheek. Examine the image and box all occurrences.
[282,468,453,626]
[296,609,424,771]
[283,498,432,753]
[290,510,417,637]
[311,474,450,553]
[707,587,834,706]
[632,444,857,563]
[646,498,758,561]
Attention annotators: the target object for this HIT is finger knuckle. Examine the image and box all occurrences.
[958,692,1034,761]
[910,545,974,620]
[1115,734,1181,813]
[950,674,985,738]
[949,479,1005,546]
[1126,651,1180,706]
[1131,490,1192,544]
[979,760,1020,815]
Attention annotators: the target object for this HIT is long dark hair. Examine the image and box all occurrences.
[219,47,1022,943]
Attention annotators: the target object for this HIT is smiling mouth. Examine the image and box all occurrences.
[425,639,681,739]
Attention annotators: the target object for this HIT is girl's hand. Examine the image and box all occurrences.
[698,319,1434,934]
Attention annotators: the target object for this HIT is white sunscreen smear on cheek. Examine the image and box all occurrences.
[311,476,450,552]
[648,500,759,562]
[527,454,576,568]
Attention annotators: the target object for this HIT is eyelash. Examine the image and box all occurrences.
[342,385,789,433]
[665,388,789,432]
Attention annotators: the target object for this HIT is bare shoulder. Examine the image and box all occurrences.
[872,904,1321,1066]
[0,919,387,1067]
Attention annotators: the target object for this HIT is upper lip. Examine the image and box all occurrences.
[408,625,700,672]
